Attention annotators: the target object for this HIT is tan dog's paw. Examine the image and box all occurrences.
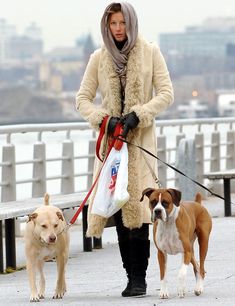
[53,287,66,299]
[30,293,40,302]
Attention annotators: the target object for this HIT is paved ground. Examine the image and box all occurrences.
[0,194,235,305]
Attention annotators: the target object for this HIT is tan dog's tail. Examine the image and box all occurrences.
[44,193,50,205]
[195,192,202,204]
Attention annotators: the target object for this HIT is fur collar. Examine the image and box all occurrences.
[100,37,145,116]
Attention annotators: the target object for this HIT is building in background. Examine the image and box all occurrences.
[0,18,16,63]
[160,17,235,59]
[0,20,43,63]
[217,91,235,117]
[159,17,235,118]
[0,25,96,124]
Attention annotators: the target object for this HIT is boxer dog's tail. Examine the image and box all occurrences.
[195,192,202,204]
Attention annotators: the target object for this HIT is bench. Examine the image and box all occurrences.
[204,169,235,217]
[0,192,102,273]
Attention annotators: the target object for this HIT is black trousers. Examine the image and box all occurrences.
[113,209,150,284]
[113,209,149,242]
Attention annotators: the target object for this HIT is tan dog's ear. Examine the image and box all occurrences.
[56,211,64,221]
[167,189,182,206]
[140,188,155,202]
[27,213,38,223]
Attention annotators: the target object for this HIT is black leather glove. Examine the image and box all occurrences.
[120,111,139,138]
[107,117,120,135]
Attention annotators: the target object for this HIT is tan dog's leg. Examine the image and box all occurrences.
[53,254,67,299]
[37,260,45,299]
[26,258,39,302]
[158,250,169,299]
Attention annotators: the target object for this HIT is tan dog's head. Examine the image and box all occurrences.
[28,193,65,245]
[140,188,181,222]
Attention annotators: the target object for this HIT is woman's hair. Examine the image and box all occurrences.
[106,3,122,22]
[107,3,121,14]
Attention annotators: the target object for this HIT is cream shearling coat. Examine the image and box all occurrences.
[76,36,173,238]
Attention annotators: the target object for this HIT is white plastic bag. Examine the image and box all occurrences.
[91,143,129,218]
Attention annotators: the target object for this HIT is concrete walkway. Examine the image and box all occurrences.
[0,194,235,305]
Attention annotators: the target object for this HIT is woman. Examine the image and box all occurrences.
[76,2,173,297]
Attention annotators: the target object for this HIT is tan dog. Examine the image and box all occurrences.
[141,188,212,299]
[24,193,70,302]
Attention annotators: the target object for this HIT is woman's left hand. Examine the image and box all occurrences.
[120,111,139,138]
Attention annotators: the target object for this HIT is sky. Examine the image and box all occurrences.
[1,0,235,51]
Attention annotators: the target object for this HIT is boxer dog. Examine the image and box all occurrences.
[25,193,70,302]
[141,188,212,299]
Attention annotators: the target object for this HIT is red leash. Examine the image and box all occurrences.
[68,117,124,225]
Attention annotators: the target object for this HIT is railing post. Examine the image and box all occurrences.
[176,138,196,200]
[2,144,16,201]
[195,133,206,197]
[226,130,235,191]
[175,133,185,188]
[61,140,75,194]
[209,132,222,194]
[210,132,220,172]
[87,138,96,188]
[0,221,3,273]
[61,139,75,221]
[157,135,167,188]
[1,144,16,270]
[32,142,46,197]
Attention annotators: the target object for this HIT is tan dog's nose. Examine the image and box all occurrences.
[49,235,56,243]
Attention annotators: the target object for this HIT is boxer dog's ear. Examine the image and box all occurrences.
[167,188,182,206]
[140,188,155,202]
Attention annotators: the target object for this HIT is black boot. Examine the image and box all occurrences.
[129,239,150,297]
[118,240,132,297]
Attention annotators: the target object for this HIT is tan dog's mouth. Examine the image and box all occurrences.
[39,235,57,245]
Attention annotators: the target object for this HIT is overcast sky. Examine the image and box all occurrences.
[1,0,235,51]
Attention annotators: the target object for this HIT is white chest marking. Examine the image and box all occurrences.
[38,247,56,261]
[156,207,184,255]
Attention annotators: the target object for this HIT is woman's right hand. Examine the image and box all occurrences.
[107,117,120,135]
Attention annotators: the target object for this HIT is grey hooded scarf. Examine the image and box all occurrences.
[101,2,138,89]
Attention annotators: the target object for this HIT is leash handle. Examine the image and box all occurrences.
[113,124,124,150]
[96,115,109,162]
[96,117,125,161]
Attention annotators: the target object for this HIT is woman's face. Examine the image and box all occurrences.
[109,12,127,42]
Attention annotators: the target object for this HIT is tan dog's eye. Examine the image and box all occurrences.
[54,224,58,228]
[41,224,47,229]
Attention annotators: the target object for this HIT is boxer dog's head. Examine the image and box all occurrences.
[140,188,181,222]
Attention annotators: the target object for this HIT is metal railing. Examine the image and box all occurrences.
[0,117,235,204]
